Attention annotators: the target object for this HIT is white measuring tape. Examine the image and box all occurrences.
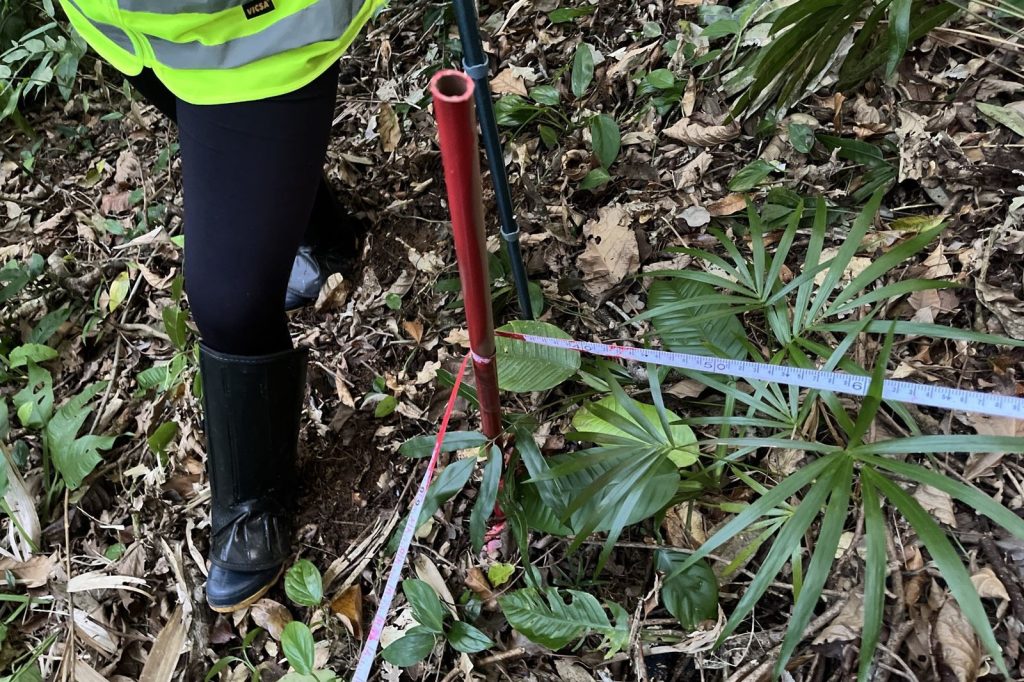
[498,332,1024,419]
[351,331,1022,679]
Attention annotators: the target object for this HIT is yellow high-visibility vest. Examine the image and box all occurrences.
[58,0,385,104]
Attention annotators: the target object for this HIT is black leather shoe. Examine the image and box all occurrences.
[199,345,307,612]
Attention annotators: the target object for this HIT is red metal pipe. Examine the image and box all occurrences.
[431,70,502,439]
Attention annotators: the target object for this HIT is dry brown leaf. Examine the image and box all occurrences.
[403,319,424,344]
[250,598,293,640]
[913,484,957,527]
[662,504,707,547]
[934,599,982,682]
[75,660,111,682]
[674,151,712,189]
[813,593,864,644]
[490,68,528,96]
[139,605,187,682]
[577,204,640,296]
[663,118,740,146]
[100,190,131,215]
[330,585,364,639]
[962,453,1004,481]
[707,194,746,217]
[2,451,41,560]
[465,568,497,610]
[665,379,705,399]
[315,272,350,312]
[680,205,711,228]
[970,567,1010,603]
[0,555,53,588]
[114,150,142,186]
[414,555,457,617]
[553,659,597,681]
[378,102,400,153]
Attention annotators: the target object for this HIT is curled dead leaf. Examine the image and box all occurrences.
[970,567,1010,603]
[934,599,982,682]
[577,204,640,297]
[706,193,747,217]
[465,567,498,610]
[330,585,364,639]
[250,598,293,640]
[813,593,864,644]
[378,102,400,153]
[913,484,957,527]
[663,118,740,146]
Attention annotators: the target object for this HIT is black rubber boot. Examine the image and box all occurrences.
[199,345,307,612]
[285,175,368,311]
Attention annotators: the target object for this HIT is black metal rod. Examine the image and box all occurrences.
[453,0,534,320]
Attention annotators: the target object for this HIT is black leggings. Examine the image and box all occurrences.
[128,65,339,355]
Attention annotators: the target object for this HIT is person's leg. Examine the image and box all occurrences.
[179,62,339,353]
[176,62,339,611]
[127,66,362,312]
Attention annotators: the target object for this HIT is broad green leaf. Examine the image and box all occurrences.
[281,622,315,675]
[399,431,487,459]
[977,101,1024,138]
[107,270,130,313]
[728,160,776,192]
[885,0,911,76]
[44,382,113,489]
[647,279,747,359]
[788,122,814,153]
[147,421,178,455]
[14,363,53,429]
[447,621,494,653]
[548,6,596,23]
[655,551,718,629]
[162,305,189,350]
[470,445,502,552]
[529,85,561,105]
[572,396,697,466]
[381,628,436,667]
[374,395,397,418]
[646,69,675,89]
[496,320,580,392]
[499,588,629,655]
[387,455,478,553]
[579,167,611,190]
[590,114,621,168]
[488,562,515,587]
[571,43,595,98]
[284,559,323,607]
[403,579,446,633]
[7,344,57,368]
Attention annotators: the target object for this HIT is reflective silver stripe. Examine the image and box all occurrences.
[148,0,359,69]
[66,0,137,54]
[118,0,244,14]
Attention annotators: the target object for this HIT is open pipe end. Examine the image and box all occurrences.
[430,70,475,103]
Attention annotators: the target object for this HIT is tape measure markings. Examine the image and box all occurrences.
[497,332,1024,420]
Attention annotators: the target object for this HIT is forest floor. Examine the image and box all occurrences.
[2,0,1024,681]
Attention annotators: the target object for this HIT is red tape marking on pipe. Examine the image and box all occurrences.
[352,353,471,682]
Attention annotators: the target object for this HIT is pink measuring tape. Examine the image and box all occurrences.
[352,354,470,681]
